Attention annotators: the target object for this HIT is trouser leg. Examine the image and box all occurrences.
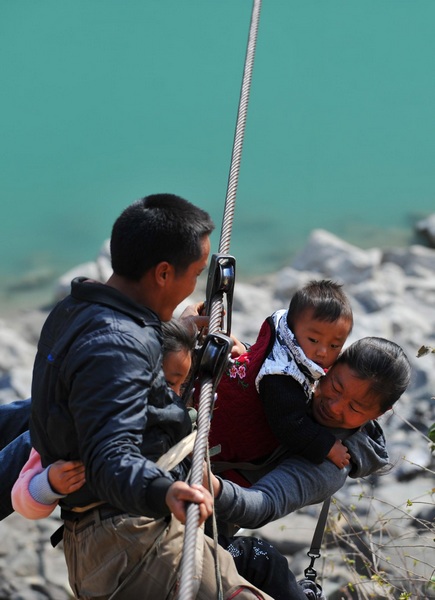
[196,534,274,600]
[63,513,274,600]
[220,535,308,600]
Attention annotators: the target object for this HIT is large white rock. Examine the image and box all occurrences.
[291,229,382,284]
[54,240,113,301]
[382,244,435,276]
[348,262,406,313]
[0,323,36,372]
[415,213,435,247]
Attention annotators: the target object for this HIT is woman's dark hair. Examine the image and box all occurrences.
[336,337,411,412]
[287,280,353,331]
[162,318,198,357]
[111,194,215,280]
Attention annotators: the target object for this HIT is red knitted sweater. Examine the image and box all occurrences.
[208,317,281,486]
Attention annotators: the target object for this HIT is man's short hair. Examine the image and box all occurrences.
[111,194,215,280]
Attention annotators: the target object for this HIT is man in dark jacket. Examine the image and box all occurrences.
[28,194,272,600]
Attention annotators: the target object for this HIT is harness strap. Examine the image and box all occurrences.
[155,431,197,472]
[304,497,331,582]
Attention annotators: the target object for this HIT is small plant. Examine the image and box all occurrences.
[417,345,435,453]
[429,423,435,451]
[322,481,435,599]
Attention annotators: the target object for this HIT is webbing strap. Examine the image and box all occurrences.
[304,497,331,582]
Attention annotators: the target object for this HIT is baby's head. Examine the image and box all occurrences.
[287,280,353,370]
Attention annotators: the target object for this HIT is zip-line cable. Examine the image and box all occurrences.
[177,1,263,598]
[218,0,262,257]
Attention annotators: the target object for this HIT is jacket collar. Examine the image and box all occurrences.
[70,277,160,328]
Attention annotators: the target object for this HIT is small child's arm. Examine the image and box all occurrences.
[12,448,85,520]
[12,448,59,519]
[230,335,249,358]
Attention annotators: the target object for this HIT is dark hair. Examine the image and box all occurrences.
[162,318,198,357]
[287,279,353,331]
[335,337,411,412]
[110,194,215,280]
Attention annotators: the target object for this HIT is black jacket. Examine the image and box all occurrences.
[30,278,192,518]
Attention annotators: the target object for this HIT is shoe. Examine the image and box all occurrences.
[297,578,326,600]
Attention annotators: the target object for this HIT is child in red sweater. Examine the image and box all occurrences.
[209,280,354,486]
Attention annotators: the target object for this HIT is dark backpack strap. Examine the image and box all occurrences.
[50,524,64,547]
[304,497,331,582]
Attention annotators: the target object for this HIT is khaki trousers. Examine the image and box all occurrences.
[63,510,274,600]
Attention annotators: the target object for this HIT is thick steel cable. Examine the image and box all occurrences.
[219,0,262,258]
[177,1,262,599]
[177,380,216,600]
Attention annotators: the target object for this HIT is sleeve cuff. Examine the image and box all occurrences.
[144,476,173,517]
[28,466,66,505]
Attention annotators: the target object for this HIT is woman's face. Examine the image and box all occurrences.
[311,362,387,429]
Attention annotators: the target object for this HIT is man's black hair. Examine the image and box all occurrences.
[111,193,215,280]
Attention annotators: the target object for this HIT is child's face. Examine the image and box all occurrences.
[163,349,192,396]
[311,361,385,429]
[293,309,351,370]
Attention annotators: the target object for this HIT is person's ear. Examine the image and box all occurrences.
[155,262,172,286]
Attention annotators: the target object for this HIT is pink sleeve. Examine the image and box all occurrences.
[11,448,59,519]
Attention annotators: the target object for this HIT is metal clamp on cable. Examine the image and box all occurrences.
[195,332,234,391]
[204,253,236,336]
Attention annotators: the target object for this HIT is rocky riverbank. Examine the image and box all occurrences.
[0,227,434,599]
